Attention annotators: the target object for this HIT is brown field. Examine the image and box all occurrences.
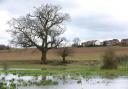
[0,46,128,62]
[0,46,128,68]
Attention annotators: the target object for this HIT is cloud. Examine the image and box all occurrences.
[0,0,4,3]
[64,13,128,41]
[0,0,56,15]
[72,14,127,32]
[1,0,128,44]
[0,10,13,44]
[57,0,128,41]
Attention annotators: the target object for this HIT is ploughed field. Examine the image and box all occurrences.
[1,47,128,60]
[0,46,128,68]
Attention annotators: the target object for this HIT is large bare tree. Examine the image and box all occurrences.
[8,4,70,64]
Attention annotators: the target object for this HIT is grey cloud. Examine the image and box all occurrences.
[68,14,128,41]
[57,0,78,9]
[0,0,77,15]
[0,0,55,15]
[72,14,127,32]
[0,0,4,3]
[1,0,128,42]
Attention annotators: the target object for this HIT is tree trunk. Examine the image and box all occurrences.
[62,56,66,63]
[41,51,47,64]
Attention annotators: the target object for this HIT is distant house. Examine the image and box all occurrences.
[83,41,93,47]
[81,42,85,47]
[103,39,120,46]
[121,39,128,46]
[81,41,92,47]
[103,40,112,46]
[81,40,101,47]
[100,42,104,46]
[81,39,121,47]
[111,39,120,46]
[94,40,101,46]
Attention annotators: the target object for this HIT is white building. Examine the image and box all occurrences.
[94,40,101,46]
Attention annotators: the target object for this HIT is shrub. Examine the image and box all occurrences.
[2,63,9,70]
[101,47,117,69]
[115,55,128,67]
[56,47,73,63]
[115,55,128,63]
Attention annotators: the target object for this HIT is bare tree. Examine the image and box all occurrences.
[56,38,73,63]
[8,4,70,64]
[72,37,80,47]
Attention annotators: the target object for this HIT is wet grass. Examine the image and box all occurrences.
[0,77,58,89]
[0,64,127,77]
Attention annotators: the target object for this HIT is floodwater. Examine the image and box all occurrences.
[0,74,128,89]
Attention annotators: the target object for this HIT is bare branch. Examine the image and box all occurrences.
[7,4,70,64]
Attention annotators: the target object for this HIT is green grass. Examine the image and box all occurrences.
[0,63,127,77]
[0,58,127,77]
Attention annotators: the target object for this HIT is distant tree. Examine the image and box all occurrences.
[6,46,10,50]
[0,44,10,50]
[0,45,6,50]
[72,37,80,47]
[8,4,70,64]
[56,38,73,63]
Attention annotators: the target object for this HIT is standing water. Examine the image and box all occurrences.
[0,74,128,89]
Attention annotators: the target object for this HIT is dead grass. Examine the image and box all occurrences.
[0,47,128,62]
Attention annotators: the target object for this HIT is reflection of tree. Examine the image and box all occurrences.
[77,78,83,89]
[42,76,46,81]
[62,75,66,84]
[80,79,83,89]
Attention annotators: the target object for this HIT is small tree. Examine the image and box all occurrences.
[101,47,117,69]
[72,37,80,47]
[8,4,70,64]
[57,38,73,63]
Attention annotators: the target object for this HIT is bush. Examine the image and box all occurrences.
[115,55,128,63]
[101,47,117,69]
[115,55,128,67]
[56,47,73,63]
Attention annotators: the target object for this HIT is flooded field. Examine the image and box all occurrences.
[0,74,128,89]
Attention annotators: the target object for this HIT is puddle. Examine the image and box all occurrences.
[0,74,128,89]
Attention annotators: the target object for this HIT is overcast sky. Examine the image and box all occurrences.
[0,0,128,45]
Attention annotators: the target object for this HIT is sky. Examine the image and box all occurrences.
[0,0,128,45]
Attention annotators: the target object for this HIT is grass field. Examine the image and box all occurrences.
[0,46,128,68]
[0,46,128,76]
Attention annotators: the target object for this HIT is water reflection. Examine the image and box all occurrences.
[0,74,127,89]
